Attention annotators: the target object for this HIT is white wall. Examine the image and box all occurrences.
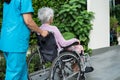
[87,0,110,49]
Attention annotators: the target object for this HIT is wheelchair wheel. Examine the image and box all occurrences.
[27,50,50,80]
[49,51,84,80]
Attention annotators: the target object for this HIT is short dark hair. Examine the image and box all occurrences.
[2,0,11,4]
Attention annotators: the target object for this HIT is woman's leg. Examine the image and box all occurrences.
[74,45,84,54]
[68,45,94,72]
[67,45,84,72]
[67,45,84,54]
[4,52,28,80]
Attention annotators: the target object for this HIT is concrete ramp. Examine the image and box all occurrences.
[86,45,120,80]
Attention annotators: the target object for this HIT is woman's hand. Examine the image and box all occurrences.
[74,38,80,44]
[41,30,48,37]
[77,40,80,44]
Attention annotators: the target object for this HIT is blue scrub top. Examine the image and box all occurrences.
[0,0,34,52]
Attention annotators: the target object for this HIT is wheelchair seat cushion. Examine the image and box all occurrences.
[37,32,58,62]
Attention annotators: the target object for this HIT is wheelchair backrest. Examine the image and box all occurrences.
[36,32,58,62]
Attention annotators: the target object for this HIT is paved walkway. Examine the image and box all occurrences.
[86,45,120,80]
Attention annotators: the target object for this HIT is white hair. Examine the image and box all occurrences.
[38,7,54,24]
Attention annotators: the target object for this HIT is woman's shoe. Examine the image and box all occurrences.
[85,66,94,73]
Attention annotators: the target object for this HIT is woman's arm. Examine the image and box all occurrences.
[54,27,80,47]
[23,13,48,37]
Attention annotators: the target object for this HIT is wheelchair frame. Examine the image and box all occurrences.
[27,45,88,80]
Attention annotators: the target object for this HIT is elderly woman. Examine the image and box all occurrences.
[38,7,83,53]
[38,7,94,72]
[38,7,84,71]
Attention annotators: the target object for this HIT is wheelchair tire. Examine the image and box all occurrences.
[49,51,84,80]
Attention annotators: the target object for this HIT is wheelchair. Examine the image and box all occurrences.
[27,32,91,80]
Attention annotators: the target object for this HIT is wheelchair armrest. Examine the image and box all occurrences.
[62,42,79,49]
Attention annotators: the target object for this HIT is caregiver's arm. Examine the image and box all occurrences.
[23,13,48,37]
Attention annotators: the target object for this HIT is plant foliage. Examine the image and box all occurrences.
[115,4,120,24]
[0,54,6,80]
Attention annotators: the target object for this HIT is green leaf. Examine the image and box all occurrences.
[63,32,76,40]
